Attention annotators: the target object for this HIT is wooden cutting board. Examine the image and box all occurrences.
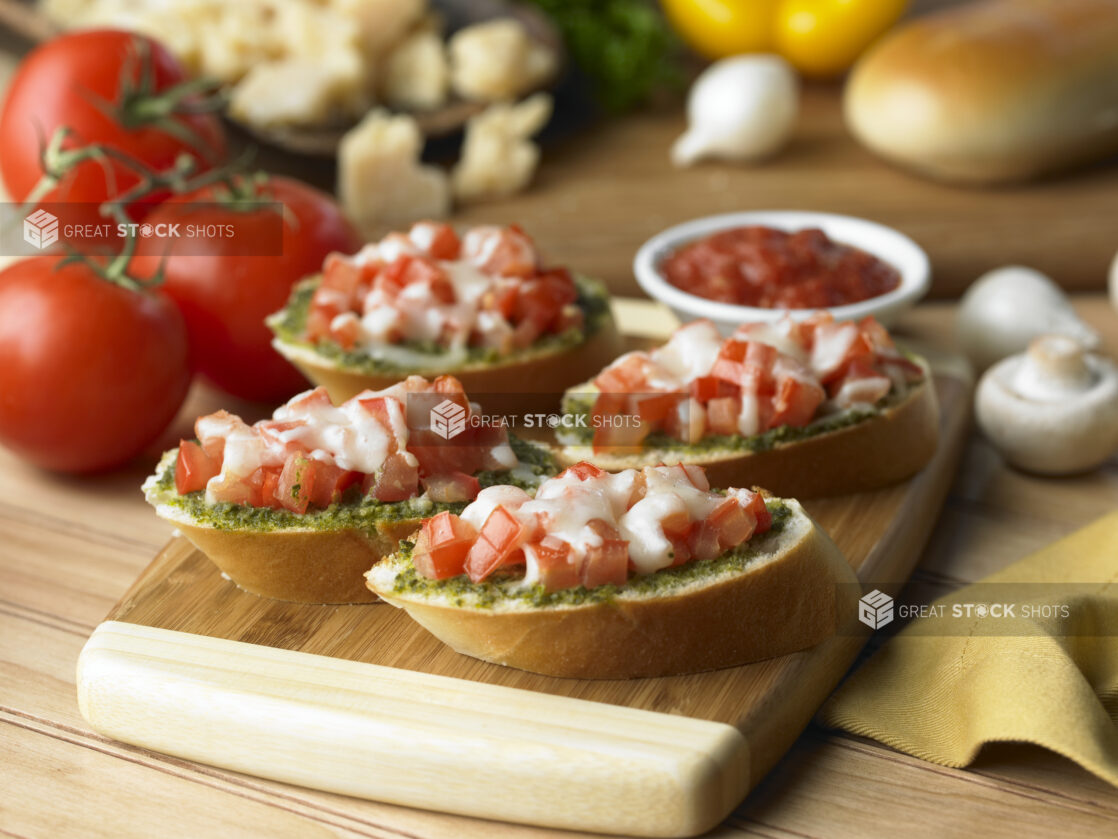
[76,302,972,838]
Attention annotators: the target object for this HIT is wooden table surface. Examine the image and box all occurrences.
[3,7,1118,835]
[3,298,1118,839]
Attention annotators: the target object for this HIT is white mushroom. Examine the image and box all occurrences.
[975,335,1118,475]
[672,54,799,167]
[956,266,1098,371]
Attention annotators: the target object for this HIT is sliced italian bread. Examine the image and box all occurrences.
[560,374,939,498]
[366,498,858,679]
[271,278,623,412]
[144,450,469,604]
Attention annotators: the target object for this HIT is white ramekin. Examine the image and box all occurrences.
[633,210,931,333]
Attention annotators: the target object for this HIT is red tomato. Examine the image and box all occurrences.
[413,511,476,580]
[581,520,629,589]
[465,505,527,582]
[557,462,605,481]
[531,536,580,592]
[421,471,481,504]
[130,176,362,401]
[0,30,225,218]
[277,453,315,514]
[364,452,419,502]
[175,439,222,494]
[0,257,191,473]
[708,498,756,551]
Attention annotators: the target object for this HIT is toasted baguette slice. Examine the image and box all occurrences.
[269,275,623,414]
[366,500,858,679]
[143,445,555,605]
[560,374,939,498]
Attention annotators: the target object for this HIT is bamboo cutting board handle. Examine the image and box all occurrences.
[78,621,750,837]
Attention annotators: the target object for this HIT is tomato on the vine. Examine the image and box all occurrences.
[0,29,226,217]
[0,257,191,473]
[130,175,362,402]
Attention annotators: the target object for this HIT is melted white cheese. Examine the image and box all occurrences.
[457,465,756,583]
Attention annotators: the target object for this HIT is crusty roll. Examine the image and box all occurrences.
[561,375,939,499]
[366,499,858,679]
[844,0,1118,184]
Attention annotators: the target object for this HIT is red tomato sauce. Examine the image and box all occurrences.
[661,226,901,308]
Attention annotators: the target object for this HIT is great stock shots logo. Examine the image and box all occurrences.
[858,589,894,629]
[23,209,59,249]
[430,399,467,440]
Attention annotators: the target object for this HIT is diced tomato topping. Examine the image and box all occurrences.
[582,519,629,588]
[660,510,693,540]
[465,505,528,582]
[681,464,710,491]
[259,467,284,510]
[416,223,461,260]
[531,536,581,592]
[275,453,315,514]
[595,354,651,394]
[364,452,420,502]
[405,257,456,303]
[690,375,737,403]
[482,281,519,318]
[308,462,360,508]
[285,387,334,412]
[559,462,605,481]
[687,520,719,561]
[329,313,361,350]
[175,439,222,494]
[708,498,756,551]
[770,371,825,429]
[465,225,538,277]
[707,397,739,436]
[207,471,264,507]
[412,511,476,580]
[744,492,772,534]
[636,393,683,425]
[592,414,650,453]
[422,471,481,503]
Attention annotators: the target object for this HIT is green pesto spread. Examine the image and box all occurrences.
[267,274,612,376]
[145,436,557,533]
[387,501,792,609]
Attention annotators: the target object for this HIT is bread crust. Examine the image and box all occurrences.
[367,502,858,679]
[275,311,624,416]
[561,377,939,498]
[159,509,420,604]
[844,0,1118,183]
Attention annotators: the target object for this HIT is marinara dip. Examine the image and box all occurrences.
[661,226,901,308]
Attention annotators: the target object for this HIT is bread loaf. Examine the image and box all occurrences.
[844,0,1118,184]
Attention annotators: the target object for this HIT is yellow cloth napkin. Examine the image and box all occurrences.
[820,511,1118,785]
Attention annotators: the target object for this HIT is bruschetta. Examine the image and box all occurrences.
[144,376,556,604]
[366,462,857,678]
[557,315,938,497]
[268,222,623,414]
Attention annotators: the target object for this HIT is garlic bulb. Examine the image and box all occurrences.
[672,55,798,167]
[955,266,1098,371]
[976,335,1118,475]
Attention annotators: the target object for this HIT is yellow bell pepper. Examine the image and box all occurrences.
[774,0,908,78]
[661,0,907,77]
[661,0,779,59]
